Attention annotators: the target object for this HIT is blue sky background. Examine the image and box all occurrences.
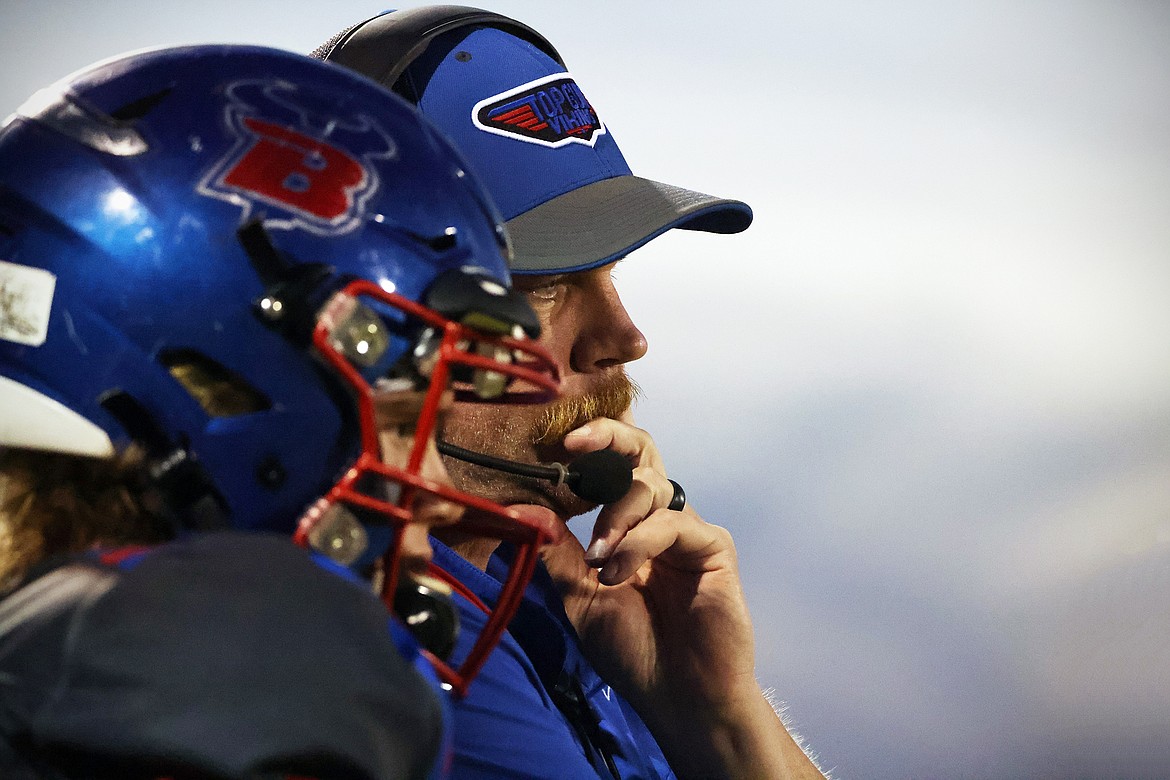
[3,2,1168,777]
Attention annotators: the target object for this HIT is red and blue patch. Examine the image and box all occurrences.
[472,73,606,149]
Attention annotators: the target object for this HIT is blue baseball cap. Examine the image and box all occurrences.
[316,7,753,274]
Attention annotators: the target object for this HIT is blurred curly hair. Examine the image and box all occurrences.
[0,358,262,592]
[0,446,169,592]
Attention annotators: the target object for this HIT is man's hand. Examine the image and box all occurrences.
[540,415,824,779]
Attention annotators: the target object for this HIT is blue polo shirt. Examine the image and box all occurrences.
[433,540,676,779]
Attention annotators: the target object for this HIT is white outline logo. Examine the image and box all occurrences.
[472,73,607,149]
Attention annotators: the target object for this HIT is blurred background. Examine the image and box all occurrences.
[3,1,1167,777]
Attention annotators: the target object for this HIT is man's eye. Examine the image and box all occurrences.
[525,284,563,303]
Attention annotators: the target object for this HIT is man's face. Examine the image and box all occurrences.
[440,262,647,521]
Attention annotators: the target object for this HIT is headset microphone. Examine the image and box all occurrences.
[436,440,633,504]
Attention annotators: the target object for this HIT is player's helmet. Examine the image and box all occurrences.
[0,44,559,694]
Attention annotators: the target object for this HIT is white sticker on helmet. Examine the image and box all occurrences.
[0,259,56,347]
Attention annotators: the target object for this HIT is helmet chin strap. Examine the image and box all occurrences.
[98,390,230,535]
[237,219,338,344]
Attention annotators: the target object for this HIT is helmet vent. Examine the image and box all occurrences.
[161,350,271,418]
[20,93,148,157]
[110,87,173,122]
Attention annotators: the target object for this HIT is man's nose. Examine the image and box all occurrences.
[570,280,648,373]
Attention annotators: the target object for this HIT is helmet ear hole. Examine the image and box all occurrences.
[161,350,270,418]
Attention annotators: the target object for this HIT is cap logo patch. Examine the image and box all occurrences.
[199,80,397,235]
[472,73,606,149]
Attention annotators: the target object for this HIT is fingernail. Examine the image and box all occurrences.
[584,538,611,566]
[599,557,624,585]
[565,425,591,438]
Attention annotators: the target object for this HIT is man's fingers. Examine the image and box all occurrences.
[563,417,665,472]
[585,465,683,565]
[596,509,730,586]
[560,415,697,574]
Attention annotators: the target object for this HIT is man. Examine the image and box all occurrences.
[316,8,824,778]
[0,43,562,778]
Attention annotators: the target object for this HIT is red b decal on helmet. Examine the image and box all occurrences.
[222,118,365,221]
[199,79,397,235]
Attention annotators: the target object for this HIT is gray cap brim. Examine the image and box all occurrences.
[504,175,753,274]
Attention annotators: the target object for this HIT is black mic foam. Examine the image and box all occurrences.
[565,449,633,504]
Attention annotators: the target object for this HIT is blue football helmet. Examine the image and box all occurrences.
[0,44,560,694]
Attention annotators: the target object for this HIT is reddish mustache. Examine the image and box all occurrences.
[531,373,641,446]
